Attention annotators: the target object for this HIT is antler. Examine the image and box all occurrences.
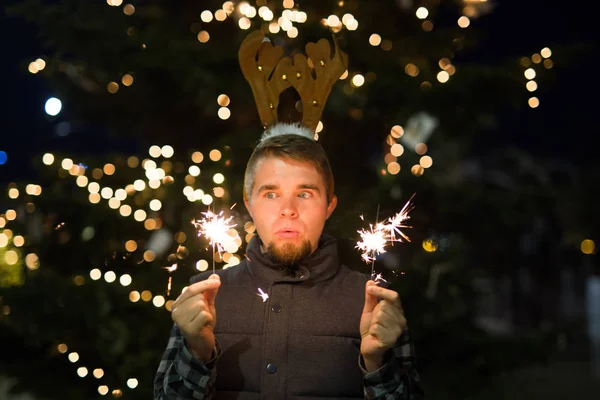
[281,35,348,131]
[238,30,290,129]
[239,31,348,132]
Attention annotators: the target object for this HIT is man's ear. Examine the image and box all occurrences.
[244,197,253,219]
[326,194,337,219]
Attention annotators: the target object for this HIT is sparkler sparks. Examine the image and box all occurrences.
[192,209,238,273]
[356,195,415,278]
[257,288,269,302]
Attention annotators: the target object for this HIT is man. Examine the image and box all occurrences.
[154,124,423,399]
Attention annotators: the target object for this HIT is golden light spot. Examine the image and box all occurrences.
[6,209,17,221]
[283,0,294,8]
[120,274,132,286]
[8,188,18,199]
[351,74,365,87]
[92,168,103,180]
[42,153,55,165]
[218,107,231,120]
[119,204,132,217]
[127,156,139,168]
[61,158,73,170]
[144,219,157,230]
[28,62,39,74]
[67,352,79,363]
[25,253,40,270]
[73,275,85,286]
[103,163,115,175]
[421,20,433,31]
[287,27,298,38]
[457,16,470,28]
[390,143,404,157]
[133,209,147,222]
[143,250,156,263]
[524,68,536,80]
[93,368,104,379]
[526,80,538,92]
[420,155,433,168]
[129,291,141,302]
[238,17,251,30]
[191,151,204,163]
[209,149,222,162]
[76,175,88,187]
[57,343,68,353]
[107,81,119,94]
[581,239,595,255]
[89,268,102,280]
[381,40,393,51]
[217,94,230,107]
[121,74,134,86]
[384,153,397,165]
[98,386,108,396]
[198,30,210,43]
[437,71,450,83]
[531,53,542,64]
[141,290,153,301]
[213,187,225,198]
[13,235,25,247]
[528,97,540,108]
[411,165,425,176]
[123,4,135,15]
[422,239,438,252]
[4,250,18,265]
[543,59,553,69]
[77,367,88,377]
[202,194,214,205]
[0,218,5,229]
[153,295,165,307]
[415,143,428,155]
[125,240,137,252]
[387,162,401,175]
[541,47,552,58]
[416,7,428,19]
[369,34,382,46]
[404,64,419,77]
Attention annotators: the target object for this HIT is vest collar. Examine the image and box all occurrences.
[245,233,340,285]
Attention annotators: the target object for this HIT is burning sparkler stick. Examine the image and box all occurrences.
[257,288,269,302]
[192,208,238,274]
[164,263,178,296]
[356,195,415,280]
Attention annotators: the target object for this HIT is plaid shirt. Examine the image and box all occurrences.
[154,324,423,399]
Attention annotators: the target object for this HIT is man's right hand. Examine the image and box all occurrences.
[171,274,221,363]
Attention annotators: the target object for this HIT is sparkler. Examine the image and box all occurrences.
[356,195,415,279]
[192,208,238,274]
[164,263,177,296]
[257,288,269,302]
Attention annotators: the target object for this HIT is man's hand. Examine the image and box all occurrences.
[171,274,221,363]
[360,280,407,372]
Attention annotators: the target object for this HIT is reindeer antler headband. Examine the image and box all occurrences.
[239,30,348,133]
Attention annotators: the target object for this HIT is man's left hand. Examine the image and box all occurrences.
[360,280,407,372]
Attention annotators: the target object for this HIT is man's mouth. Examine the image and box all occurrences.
[276,229,300,239]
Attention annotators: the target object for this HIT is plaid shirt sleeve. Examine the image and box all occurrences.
[360,329,425,399]
[153,324,221,400]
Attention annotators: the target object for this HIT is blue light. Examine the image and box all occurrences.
[0,151,7,165]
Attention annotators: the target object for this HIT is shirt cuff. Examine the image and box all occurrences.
[180,338,222,371]
[359,351,404,386]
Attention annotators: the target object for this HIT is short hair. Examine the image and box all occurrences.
[243,134,335,204]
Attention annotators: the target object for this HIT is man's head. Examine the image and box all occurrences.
[243,132,337,266]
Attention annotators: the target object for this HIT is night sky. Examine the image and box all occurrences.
[1,1,598,184]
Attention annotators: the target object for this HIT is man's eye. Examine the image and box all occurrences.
[298,192,311,199]
[265,192,277,199]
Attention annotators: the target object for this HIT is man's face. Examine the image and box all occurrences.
[244,157,337,264]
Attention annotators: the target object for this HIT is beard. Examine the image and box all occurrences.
[266,240,312,276]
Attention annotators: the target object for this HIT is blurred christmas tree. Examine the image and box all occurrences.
[1,0,594,399]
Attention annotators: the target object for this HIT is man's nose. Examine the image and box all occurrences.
[280,197,298,218]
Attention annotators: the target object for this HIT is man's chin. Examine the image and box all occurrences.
[266,240,312,266]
